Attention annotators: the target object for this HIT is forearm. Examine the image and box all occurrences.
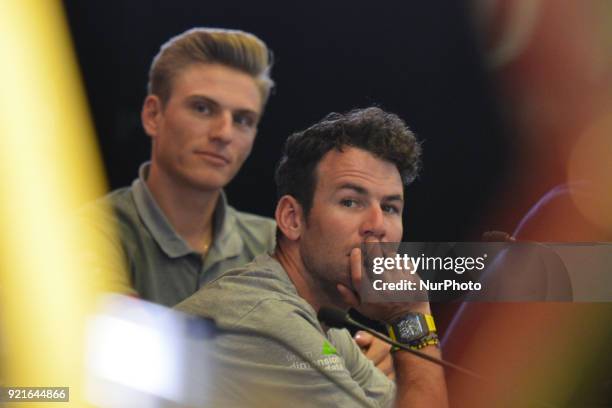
[393,345,448,408]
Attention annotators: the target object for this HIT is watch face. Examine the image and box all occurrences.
[396,316,424,342]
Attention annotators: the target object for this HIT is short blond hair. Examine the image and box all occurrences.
[147,27,274,106]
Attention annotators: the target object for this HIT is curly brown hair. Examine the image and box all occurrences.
[275,106,421,217]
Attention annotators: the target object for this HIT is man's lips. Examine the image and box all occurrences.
[194,150,230,165]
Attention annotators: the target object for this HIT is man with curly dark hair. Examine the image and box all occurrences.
[177,107,447,407]
[275,107,421,218]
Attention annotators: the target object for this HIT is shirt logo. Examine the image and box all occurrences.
[322,340,338,355]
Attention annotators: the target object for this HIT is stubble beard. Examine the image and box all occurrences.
[300,245,351,308]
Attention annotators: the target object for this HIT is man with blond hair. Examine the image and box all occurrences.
[86,27,276,305]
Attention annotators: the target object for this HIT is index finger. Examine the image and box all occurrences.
[349,247,363,291]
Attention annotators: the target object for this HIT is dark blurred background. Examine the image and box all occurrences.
[62,0,513,241]
[59,3,612,405]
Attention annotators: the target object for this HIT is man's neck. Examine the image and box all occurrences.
[146,163,219,253]
[274,243,345,314]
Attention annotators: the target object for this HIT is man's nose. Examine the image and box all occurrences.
[209,110,233,143]
[360,206,386,239]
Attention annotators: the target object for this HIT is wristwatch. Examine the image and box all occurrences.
[386,312,439,350]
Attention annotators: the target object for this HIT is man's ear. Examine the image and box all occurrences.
[141,95,163,138]
[275,195,305,241]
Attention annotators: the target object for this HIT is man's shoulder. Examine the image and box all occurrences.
[226,205,276,251]
[94,187,136,214]
[78,186,143,243]
[229,206,276,232]
[176,255,309,325]
[80,187,135,218]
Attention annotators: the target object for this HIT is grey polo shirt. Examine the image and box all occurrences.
[175,254,395,407]
[83,163,276,306]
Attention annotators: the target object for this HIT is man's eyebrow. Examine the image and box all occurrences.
[338,183,403,202]
[187,94,218,106]
[188,94,261,119]
[338,183,368,195]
